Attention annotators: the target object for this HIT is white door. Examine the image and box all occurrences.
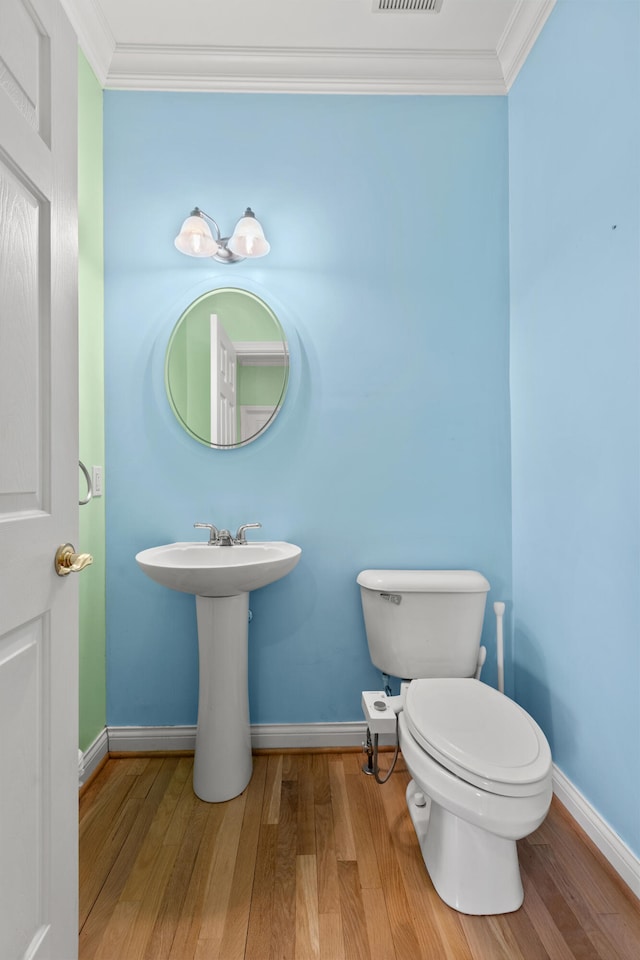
[0,1,79,958]
[210,314,237,445]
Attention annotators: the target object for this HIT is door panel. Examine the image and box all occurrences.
[211,313,237,446]
[0,618,50,959]
[0,158,48,515]
[0,1,79,957]
[0,0,50,139]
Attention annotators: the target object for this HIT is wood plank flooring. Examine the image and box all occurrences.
[79,753,640,959]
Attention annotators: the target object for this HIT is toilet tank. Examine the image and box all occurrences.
[357,570,490,679]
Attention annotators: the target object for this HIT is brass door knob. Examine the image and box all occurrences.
[54,543,94,577]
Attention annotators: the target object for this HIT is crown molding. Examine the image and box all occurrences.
[60,0,555,95]
[106,44,506,95]
[498,0,556,90]
[59,0,115,85]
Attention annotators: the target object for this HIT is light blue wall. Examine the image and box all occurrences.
[104,93,511,727]
[509,0,640,855]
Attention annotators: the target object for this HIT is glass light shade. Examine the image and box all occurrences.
[227,212,271,259]
[174,215,220,258]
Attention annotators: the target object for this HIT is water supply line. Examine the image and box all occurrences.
[361,690,404,783]
[362,714,400,783]
[494,601,505,694]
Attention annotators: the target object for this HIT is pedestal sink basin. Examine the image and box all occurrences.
[135,540,301,803]
[135,541,301,597]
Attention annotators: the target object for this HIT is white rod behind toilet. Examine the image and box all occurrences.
[494,601,506,693]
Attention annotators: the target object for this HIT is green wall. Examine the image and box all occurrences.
[78,51,106,752]
[237,365,285,406]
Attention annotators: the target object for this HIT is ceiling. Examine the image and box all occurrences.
[61,0,556,95]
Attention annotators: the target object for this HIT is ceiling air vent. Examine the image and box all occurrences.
[373,0,444,11]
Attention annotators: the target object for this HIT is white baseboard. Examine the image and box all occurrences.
[251,721,374,749]
[105,721,375,753]
[99,723,639,898]
[552,763,640,898]
[106,721,399,752]
[108,724,197,752]
[79,727,109,786]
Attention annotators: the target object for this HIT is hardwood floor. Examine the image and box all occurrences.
[79,753,640,959]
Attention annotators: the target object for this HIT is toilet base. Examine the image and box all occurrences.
[406,779,524,915]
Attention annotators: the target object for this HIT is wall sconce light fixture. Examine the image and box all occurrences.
[174,207,270,264]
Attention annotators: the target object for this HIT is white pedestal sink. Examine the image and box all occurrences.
[135,541,301,802]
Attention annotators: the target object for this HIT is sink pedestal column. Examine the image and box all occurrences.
[193,593,253,802]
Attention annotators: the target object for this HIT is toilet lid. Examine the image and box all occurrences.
[404,678,552,797]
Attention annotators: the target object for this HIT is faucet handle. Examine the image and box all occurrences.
[234,522,262,543]
[194,522,220,544]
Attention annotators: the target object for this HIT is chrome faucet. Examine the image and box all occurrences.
[194,521,262,545]
[235,522,262,543]
[193,522,219,545]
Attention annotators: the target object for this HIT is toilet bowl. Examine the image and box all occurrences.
[399,677,552,914]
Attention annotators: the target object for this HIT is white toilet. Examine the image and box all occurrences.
[358,569,552,916]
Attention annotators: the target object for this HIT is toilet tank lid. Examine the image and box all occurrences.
[357,569,490,593]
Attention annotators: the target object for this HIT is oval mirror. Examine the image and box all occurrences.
[165,288,289,448]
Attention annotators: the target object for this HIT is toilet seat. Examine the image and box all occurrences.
[405,678,552,798]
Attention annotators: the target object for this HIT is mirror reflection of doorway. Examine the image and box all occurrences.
[165,288,289,449]
[240,405,275,440]
[210,315,237,445]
